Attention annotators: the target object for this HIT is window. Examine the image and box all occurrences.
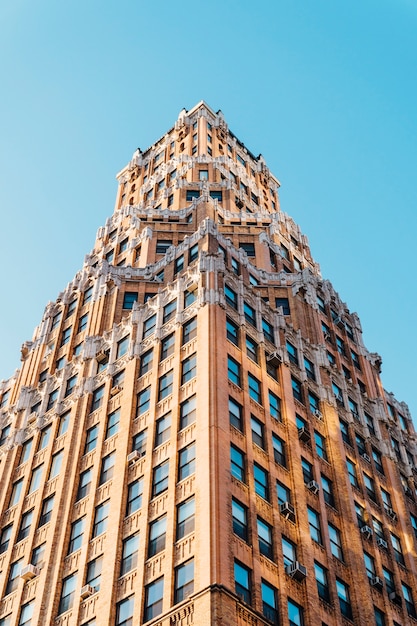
[126,477,144,516]
[144,577,164,621]
[301,458,314,484]
[116,336,129,359]
[336,579,352,620]
[229,397,243,431]
[84,424,99,454]
[363,551,376,580]
[262,318,274,343]
[227,355,241,386]
[152,461,169,497]
[92,501,109,537]
[0,424,11,447]
[291,377,303,403]
[308,391,320,414]
[0,524,12,554]
[288,599,304,626]
[156,239,172,254]
[58,573,77,614]
[174,255,184,274]
[372,517,385,541]
[276,297,290,315]
[99,451,115,485]
[277,481,291,506]
[158,370,173,400]
[244,302,256,326]
[254,463,269,500]
[123,292,137,310]
[224,285,238,309]
[189,243,199,263]
[47,388,59,411]
[374,607,386,626]
[178,443,195,481]
[381,487,392,511]
[184,288,197,308]
[245,336,258,363]
[240,242,255,257]
[349,398,360,421]
[9,477,24,508]
[139,349,153,376]
[116,596,134,626]
[160,333,175,361]
[308,507,322,544]
[248,373,261,404]
[382,566,395,594]
[346,458,358,487]
[265,392,281,425]
[231,445,245,482]
[180,395,196,429]
[256,518,273,559]
[314,431,328,461]
[282,535,296,566]
[231,257,240,274]
[390,532,405,565]
[177,497,195,540]
[86,556,102,592]
[77,313,88,334]
[143,314,157,338]
[304,356,316,381]
[31,542,46,567]
[272,433,286,466]
[226,318,239,345]
[91,385,105,412]
[186,190,200,201]
[340,419,351,445]
[391,437,402,462]
[315,562,330,602]
[232,499,248,541]
[39,495,54,526]
[261,580,278,623]
[321,475,335,507]
[57,411,70,437]
[410,513,417,539]
[60,327,72,346]
[328,523,343,560]
[363,473,377,502]
[83,285,93,304]
[332,383,344,406]
[68,517,85,554]
[402,582,416,617]
[234,561,251,604]
[18,602,34,626]
[76,468,92,501]
[182,318,197,346]
[5,558,23,595]
[154,413,171,448]
[17,509,33,542]
[29,464,43,493]
[287,341,298,365]
[121,534,139,576]
[181,354,197,384]
[174,559,194,603]
[137,387,151,416]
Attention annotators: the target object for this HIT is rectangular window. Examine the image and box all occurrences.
[181,354,197,384]
[91,385,105,413]
[184,288,197,308]
[243,302,256,327]
[189,243,199,263]
[272,433,286,466]
[245,336,258,362]
[186,190,200,201]
[68,517,85,554]
[304,356,315,380]
[120,534,139,576]
[162,300,177,325]
[155,413,171,448]
[267,390,281,422]
[229,397,243,431]
[137,387,151,417]
[126,477,144,516]
[29,464,43,493]
[76,468,92,501]
[336,579,353,620]
[0,524,12,554]
[9,478,24,508]
[86,555,102,593]
[180,395,196,430]
[144,577,164,621]
[58,573,77,615]
[38,495,54,527]
[234,561,251,605]
[178,443,196,481]
[308,507,322,544]
[47,388,59,412]
[17,509,33,542]
[262,318,274,343]
[83,285,93,304]
[60,327,72,347]
[143,314,157,338]
[57,411,70,438]
[328,523,344,560]
[258,518,273,559]
[122,292,137,310]
[230,445,245,483]
[308,391,320,414]
[84,424,99,454]
[254,463,269,500]
[49,450,63,480]
[390,532,405,565]
[346,458,358,487]
[276,297,290,315]
[174,255,184,274]
[105,408,120,440]
[77,313,88,334]
[18,602,34,626]
[315,562,330,602]
[115,596,134,626]
[139,348,153,376]
[99,451,115,485]
[363,473,377,502]
[182,317,197,345]
[321,475,335,507]
[314,431,328,461]
[156,240,172,254]
[288,599,304,626]
[301,457,313,484]
[158,371,173,401]
[160,333,175,361]
[116,336,129,359]
[174,559,194,603]
[287,341,298,365]
[152,461,169,497]
[224,285,238,309]
[177,497,195,540]
[291,377,303,403]
[340,419,351,445]
[92,501,109,537]
[262,581,278,623]
[227,355,241,386]
[248,373,262,404]
[232,499,248,541]
[226,318,239,345]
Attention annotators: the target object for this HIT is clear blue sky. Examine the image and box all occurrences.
[1,0,416,419]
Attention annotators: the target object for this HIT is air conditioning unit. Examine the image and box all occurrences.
[286,561,307,582]
[307,480,320,495]
[21,564,40,580]
[279,501,296,522]
[370,576,383,591]
[314,409,323,420]
[80,585,94,599]
[362,453,371,463]
[376,537,388,550]
[127,450,141,463]
[389,591,402,606]
[267,352,282,367]
[96,350,107,363]
[110,385,122,396]
[385,507,397,521]
[298,427,311,443]
[360,525,373,539]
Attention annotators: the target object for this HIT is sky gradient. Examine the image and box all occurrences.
[1,0,416,418]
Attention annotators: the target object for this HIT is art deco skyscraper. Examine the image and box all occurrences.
[1,102,416,626]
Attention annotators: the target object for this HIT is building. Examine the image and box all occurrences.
[0,101,416,626]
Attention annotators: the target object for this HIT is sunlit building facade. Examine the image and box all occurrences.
[1,101,417,626]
